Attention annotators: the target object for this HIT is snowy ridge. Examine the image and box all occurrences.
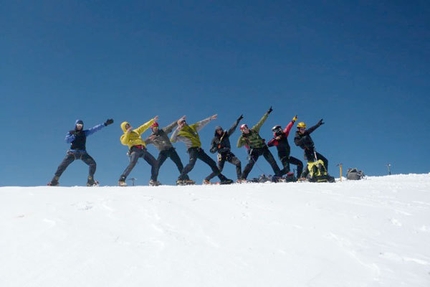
[1,174,430,287]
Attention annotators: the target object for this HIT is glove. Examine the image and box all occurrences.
[292,115,298,122]
[267,106,273,114]
[104,119,114,126]
[318,119,324,126]
[237,114,243,121]
[69,130,76,136]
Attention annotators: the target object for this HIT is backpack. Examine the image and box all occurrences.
[306,160,335,183]
[346,168,365,180]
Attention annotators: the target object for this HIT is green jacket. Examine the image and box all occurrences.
[170,117,212,149]
[237,112,269,150]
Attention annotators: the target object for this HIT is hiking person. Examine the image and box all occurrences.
[118,116,161,186]
[144,116,191,182]
[294,119,328,179]
[170,114,234,185]
[267,115,303,179]
[48,118,114,186]
[206,114,243,183]
[237,107,281,182]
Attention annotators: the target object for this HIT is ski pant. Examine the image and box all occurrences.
[53,150,96,179]
[120,146,158,181]
[303,151,328,177]
[207,151,242,181]
[279,155,303,178]
[179,147,228,181]
[241,146,281,180]
[156,147,189,180]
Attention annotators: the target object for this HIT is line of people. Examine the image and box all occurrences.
[47,108,329,186]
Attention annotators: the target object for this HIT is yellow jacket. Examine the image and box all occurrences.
[120,119,155,148]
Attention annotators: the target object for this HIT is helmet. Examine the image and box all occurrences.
[297,122,306,129]
[240,124,248,131]
[272,125,283,135]
[151,122,159,128]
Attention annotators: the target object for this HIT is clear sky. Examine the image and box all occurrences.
[1,1,429,186]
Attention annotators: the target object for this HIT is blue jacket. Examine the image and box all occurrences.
[65,119,105,151]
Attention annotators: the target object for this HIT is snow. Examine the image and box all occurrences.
[1,174,430,287]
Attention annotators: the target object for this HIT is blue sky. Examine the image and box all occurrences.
[1,1,429,186]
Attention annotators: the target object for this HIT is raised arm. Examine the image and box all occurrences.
[195,114,217,132]
[227,114,243,136]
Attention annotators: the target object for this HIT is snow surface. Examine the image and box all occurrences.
[1,174,430,287]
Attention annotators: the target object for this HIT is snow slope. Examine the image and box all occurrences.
[1,174,429,287]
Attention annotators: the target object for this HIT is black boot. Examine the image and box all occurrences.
[48,176,60,186]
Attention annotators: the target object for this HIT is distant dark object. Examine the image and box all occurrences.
[346,168,365,180]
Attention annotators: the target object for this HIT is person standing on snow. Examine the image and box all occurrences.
[48,118,114,186]
[118,116,161,186]
[267,115,303,179]
[294,119,328,179]
[237,107,281,182]
[170,115,234,185]
[205,114,243,184]
[144,116,191,182]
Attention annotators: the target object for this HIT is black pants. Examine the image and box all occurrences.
[207,151,241,180]
[180,147,227,181]
[156,147,189,180]
[242,147,281,180]
[279,155,303,178]
[54,150,96,179]
[120,146,158,181]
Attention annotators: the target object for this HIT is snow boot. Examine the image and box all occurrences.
[87,176,98,186]
[48,176,60,186]
[220,178,234,185]
[149,180,161,186]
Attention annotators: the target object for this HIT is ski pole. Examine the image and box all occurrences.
[337,163,342,181]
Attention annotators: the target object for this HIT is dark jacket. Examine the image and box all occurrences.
[210,118,240,154]
[294,123,321,154]
[267,120,295,158]
[66,119,105,151]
